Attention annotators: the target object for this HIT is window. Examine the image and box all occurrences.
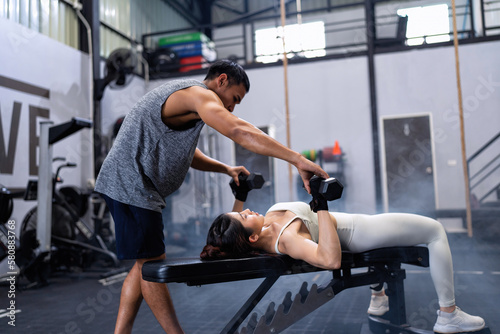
[255,21,326,63]
[397,4,450,46]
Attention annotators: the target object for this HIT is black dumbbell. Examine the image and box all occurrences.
[230,173,265,202]
[230,173,265,190]
[309,176,343,201]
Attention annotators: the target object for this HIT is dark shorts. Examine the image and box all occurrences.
[101,194,165,260]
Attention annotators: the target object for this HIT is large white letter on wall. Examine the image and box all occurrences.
[0,18,92,226]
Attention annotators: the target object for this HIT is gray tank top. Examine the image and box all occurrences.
[95,79,206,212]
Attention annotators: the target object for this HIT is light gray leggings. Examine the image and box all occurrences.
[335,213,455,308]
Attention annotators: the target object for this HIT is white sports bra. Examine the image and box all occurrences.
[274,215,299,255]
[267,202,354,253]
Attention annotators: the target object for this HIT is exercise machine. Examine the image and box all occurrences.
[17,118,118,285]
[20,158,119,274]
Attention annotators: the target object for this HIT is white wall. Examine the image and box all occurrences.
[1,4,498,275]
[0,18,93,225]
[142,57,375,214]
[0,18,93,275]
[99,75,146,143]
[230,58,375,212]
[376,40,500,209]
[97,39,500,217]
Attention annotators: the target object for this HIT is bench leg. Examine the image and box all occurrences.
[385,267,407,325]
[238,270,382,334]
[369,266,493,334]
[221,275,280,334]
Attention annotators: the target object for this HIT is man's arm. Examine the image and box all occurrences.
[191,148,249,184]
[190,147,230,173]
[191,87,329,192]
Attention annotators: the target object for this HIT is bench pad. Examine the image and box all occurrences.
[142,246,429,285]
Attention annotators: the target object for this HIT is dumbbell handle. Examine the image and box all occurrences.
[230,172,265,202]
[231,173,264,188]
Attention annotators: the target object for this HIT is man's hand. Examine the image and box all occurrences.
[229,173,265,202]
[227,166,250,186]
[295,156,329,194]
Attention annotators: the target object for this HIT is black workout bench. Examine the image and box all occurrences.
[142,246,490,334]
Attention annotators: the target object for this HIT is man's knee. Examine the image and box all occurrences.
[136,253,166,269]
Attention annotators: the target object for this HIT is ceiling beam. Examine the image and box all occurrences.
[221,0,296,26]
[163,0,201,26]
[213,0,245,15]
[198,0,214,38]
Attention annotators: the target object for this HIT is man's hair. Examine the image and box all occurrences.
[204,59,250,92]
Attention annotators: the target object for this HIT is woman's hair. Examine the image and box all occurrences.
[200,213,256,260]
[204,59,250,92]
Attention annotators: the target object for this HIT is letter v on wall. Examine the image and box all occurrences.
[0,102,21,174]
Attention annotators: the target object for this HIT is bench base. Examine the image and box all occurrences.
[141,247,488,334]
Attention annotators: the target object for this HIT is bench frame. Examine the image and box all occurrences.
[142,246,489,334]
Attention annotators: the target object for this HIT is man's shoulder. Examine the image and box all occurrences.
[172,82,217,102]
[150,79,207,99]
[161,78,206,90]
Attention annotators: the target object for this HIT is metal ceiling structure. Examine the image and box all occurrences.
[163,0,365,35]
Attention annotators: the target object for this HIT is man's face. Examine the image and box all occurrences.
[215,74,247,112]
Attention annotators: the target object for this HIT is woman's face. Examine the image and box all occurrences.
[229,208,264,234]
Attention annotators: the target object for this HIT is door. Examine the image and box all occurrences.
[382,115,436,215]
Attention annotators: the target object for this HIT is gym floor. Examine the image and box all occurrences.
[1,218,499,334]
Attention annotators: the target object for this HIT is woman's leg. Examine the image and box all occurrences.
[335,212,485,332]
[345,213,455,307]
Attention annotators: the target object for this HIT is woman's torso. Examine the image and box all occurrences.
[263,202,353,254]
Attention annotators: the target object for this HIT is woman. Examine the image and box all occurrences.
[201,186,485,333]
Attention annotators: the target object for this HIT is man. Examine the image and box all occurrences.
[95,60,328,333]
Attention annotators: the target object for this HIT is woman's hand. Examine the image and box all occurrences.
[227,166,249,212]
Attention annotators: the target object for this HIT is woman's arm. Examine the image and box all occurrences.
[232,199,245,212]
[279,211,342,270]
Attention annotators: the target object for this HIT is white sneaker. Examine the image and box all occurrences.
[433,307,485,333]
[367,294,389,316]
